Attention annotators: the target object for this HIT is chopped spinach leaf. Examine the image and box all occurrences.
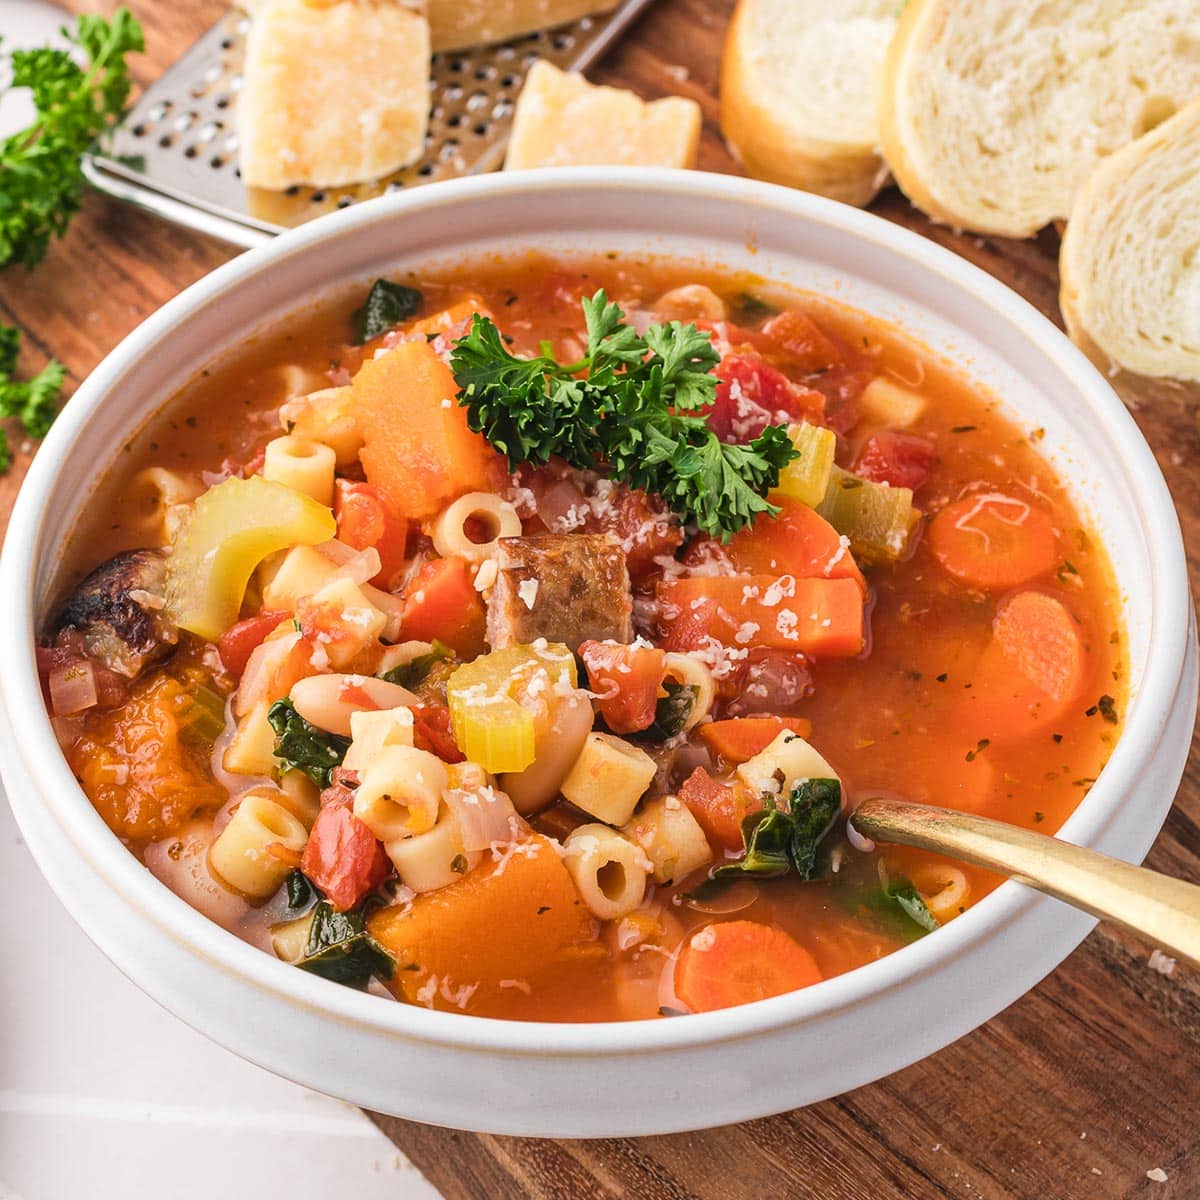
[880,878,938,933]
[380,639,455,689]
[268,698,349,788]
[645,680,697,739]
[277,870,320,923]
[736,292,776,322]
[297,899,396,988]
[354,279,423,343]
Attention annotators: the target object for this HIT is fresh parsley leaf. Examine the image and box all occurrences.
[0,9,144,269]
[450,291,798,539]
[380,639,454,689]
[644,680,697,739]
[0,323,66,470]
[267,698,349,787]
[354,279,423,343]
[297,899,396,989]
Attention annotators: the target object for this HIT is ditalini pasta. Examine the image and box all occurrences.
[46,258,1124,1020]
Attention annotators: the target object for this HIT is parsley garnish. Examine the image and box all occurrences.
[0,10,144,270]
[0,323,65,470]
[450,291,798,540]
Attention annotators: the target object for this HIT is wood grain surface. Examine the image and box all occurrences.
[2,2,1197,1196]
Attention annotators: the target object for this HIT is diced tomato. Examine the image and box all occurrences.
[301,771,391,912]
[807,366,873,435]
[217,610,292,677]
[710,352,825,443]
[855,431,937,492]
[334,480,410,591]
[679,767,762,852]
[410,704,466,763]
[657,574,864,658]
[400,556,487,659]
[578,640,667,734]
[705,498,865,593]
[598,486,683,584]
[761,310,844,374]
[698,715,814,765]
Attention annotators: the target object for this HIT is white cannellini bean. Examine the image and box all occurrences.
[289,674,419,736]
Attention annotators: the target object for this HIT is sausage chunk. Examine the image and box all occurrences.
[487,534,633,650]
[54,548,177,678]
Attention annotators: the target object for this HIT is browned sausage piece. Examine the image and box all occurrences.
[487,534,633,651]
[54,548,178,678]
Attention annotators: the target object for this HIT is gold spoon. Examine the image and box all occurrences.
[851,796,1200,970]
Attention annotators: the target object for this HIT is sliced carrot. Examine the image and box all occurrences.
[352,339,503,519]
[697,715,813,765]
[708,498,865,593]
[657,574,864,658]
[400,555,487,659]
[679,766,761,852]
[928,493,1057,590]
[674,920,823,1012]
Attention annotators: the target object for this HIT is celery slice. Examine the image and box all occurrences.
[773,421,837,509]
[818,466,919,563]
[447,643,577,774]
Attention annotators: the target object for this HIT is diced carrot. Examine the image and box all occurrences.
[679,766,761,852]
[367,833,594,1007]
[928,493,1057,591]
[674,920,823,1012]
[697,715,813,765]
[657,574,864,658]
[400,556,487,659]
[718,498,865,592]
[301,777,391,912]
[578,639,667,734]
[352,339,503,519]
[217,609,291,677]
[334,480,409,591]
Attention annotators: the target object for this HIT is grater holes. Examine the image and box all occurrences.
[310,190,326,203]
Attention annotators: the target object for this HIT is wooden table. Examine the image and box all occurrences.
[3,2,1197,1196]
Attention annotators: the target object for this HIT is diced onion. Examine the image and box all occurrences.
[443,786,520,853]
[316,540,381,585]
[49,659,98,716]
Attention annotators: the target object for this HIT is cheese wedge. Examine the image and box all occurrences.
[1060,99,1200,382]
[238,0,431,190]
[504,60,701,171]
[429,0,619,52]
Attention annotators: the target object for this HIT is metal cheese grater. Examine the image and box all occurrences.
[82,1,657,249]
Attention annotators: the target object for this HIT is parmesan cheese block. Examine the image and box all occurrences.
[504,60,701,171]
[1060,99,1200,382]
[238,0,431,190]
[878,0,1200,237]
[429,0,619,52]
[720,0,897,207]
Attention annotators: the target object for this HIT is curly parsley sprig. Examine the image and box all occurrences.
[0,324,66,471]
[450,291,797,539]
[0,9,145,270]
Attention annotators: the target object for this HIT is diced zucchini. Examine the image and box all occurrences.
[773,421,837,509]
[446,643,577,774]
[859,377,927,429]
[818,466,919,563]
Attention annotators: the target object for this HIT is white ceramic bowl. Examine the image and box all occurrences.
[1,170,1194,1137]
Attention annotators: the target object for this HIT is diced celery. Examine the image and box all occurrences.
[818,466,920,563]
[166,475,336,640]
[447,643,577,774]
[773,421,837,509]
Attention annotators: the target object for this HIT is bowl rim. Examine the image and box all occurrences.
[1,167,1190,1056]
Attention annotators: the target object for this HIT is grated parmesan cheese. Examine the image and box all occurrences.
[518,578,539,610]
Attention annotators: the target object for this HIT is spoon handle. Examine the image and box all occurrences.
[851,796,1200,970]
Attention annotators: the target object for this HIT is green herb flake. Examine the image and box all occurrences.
[1097,694,1118,725]
[354,279,423,343]
[644,679,697,739]
[450,291,798,540]
[0,324,66,470]
[268,698,350,788]
[950,425,977,434]
[965,738,990,763]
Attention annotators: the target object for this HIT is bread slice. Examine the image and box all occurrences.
[504,60,702,170]
[238,0,430,190]
[428,0,619,52]
[1060,100,1200,382]
[879,0,1200,238]
[720,0,897,208]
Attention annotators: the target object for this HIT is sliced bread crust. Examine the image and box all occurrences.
[879,0,1200,237]
[1060,99,1200,382]
[720,0,897,208]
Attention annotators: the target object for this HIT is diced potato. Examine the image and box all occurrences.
[223,701,278,777]
[261,544,341,610]
[736,730,840,801]
[560,732,656,827]
[622,795,713,885]
[297,576,387,669]
[344,707,416,773]
[859,377,927,429]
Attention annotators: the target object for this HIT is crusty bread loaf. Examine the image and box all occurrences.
[720,0,897,207]
[1060,99,1200,382]
[879,0,1200,237]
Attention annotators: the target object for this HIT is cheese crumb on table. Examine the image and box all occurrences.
[504,59,702,171]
